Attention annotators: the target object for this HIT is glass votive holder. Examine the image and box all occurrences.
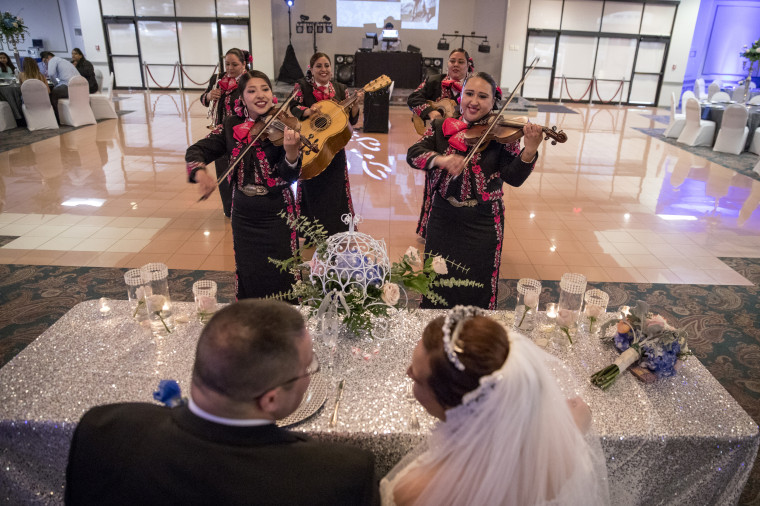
[515,278,541,332]
[582,289,609,336]
[98,297,112,318]
[558,272,587,328]
[193,280,217,324]
[125,268,150,323]
[141,263,174,336]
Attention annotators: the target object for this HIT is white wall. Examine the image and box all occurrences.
[75,0,109,78]
[3,0,71,56]
[251,0,275,77]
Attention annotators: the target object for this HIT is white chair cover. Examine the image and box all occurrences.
[677,97,716,147]
[681,90,696,109]
[707,82,721,101]
[750,95,760,105]
[732,87,748,102]
[58,75,96,127]
[711,91,731,103]
[753,156,760,176]
[694,77,707,100]
[664,91,686,138]
[90,72,117,120]
[0,101,17,131]
[94,69,103,92]
[749,127,760,155]
[713,104,749,155]
[20,79,58,131]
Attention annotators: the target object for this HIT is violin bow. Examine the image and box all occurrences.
[197,91,298,202]
[458,56,541,171]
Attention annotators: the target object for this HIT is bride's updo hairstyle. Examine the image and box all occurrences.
[422,313,509,408]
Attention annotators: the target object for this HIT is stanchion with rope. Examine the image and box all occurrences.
[143,61,151,99]
[558,75,565,104]
[176,61,183,92]
[589,77,594,106]
[144,62,179,89]
[618,77,624,107]
[594,78,625,105]
[563,77,594,103]
[178,63,218,87]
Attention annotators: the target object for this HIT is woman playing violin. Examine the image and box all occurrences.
[407,48,473,240]
[199,48,251,217]
[406,72,543,309]
[289,52,363,235]
[187,70,301,300]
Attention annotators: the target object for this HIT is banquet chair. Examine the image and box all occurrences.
[749,127,760,155]
[710,92,731,103]
[681,90,696,108]
[749,95,760,105]
[732,87,749,102]
[707,81,721,101]
[753,156,760,176]
[694,78,707,101]
[677,97,716,147]
[712,104,749,155]
[94,69,103,92]
[20,79,58,131]
[664,92,686,138]
[0,101,17,131]
[57,75,96,127]
[90,72,117,120]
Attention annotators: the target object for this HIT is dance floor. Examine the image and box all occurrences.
[1,90,759,284]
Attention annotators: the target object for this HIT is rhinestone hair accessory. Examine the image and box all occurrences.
[442,305,483,371]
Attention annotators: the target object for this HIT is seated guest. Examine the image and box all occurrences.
[18,57,49,92]
[66,299,379,505]
[381,306,609,505]
[0,52,16,79]
[40,51,79,119]
[71,48,98,93]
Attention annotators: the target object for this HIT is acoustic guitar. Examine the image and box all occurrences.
[298,75,392,180]
[411,98,458,135]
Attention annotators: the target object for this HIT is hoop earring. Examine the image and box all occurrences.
[244,107,249,118]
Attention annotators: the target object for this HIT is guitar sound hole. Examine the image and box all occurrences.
[311,114,331,131]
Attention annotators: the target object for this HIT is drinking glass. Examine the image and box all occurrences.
[140,263,174,336]
[124,268,150,323]
[192,280,217,324]
[515,278,541,332]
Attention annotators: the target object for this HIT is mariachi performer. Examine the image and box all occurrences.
[289,52,363,236]
[406,72,543,309]
[187,70,301,300]
[407,48,474,240]
[199,48,251,217]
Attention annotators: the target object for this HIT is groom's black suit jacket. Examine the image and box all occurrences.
[65,402,378,506]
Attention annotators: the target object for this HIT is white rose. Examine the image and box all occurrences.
[197,296,216,312]
[584,304,604,318]
[556,308,575,326]
[381,282,400,305]
[431,256,448,275]
[523,291,539,308]
[404,246,423,270]
[646,314,667,334]
[147,294,166,312]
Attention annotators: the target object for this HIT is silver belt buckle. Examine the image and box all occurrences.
[239,184,269,196]
[446,196,478,208]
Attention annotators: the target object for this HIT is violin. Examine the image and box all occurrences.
[243,106,319,153]
[462,114,567,151]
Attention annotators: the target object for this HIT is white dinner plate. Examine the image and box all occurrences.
[276,371,329,427]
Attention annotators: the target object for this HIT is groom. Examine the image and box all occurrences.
[65,299,378,505]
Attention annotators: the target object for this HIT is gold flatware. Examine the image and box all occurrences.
[329,379,345,428]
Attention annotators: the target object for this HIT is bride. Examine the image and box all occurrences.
[381,306,610,505]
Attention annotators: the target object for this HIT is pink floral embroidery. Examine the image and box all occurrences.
[411,152,436,171]
[266,177,276,187]
[257,150,266,160]
[231,147,241,158]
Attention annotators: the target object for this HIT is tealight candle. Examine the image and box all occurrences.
[545,303,558,319]
[99,297,111,316]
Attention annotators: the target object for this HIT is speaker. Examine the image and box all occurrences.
[422,56,444,80]
[334,53,355,86]
[363,87,390,133]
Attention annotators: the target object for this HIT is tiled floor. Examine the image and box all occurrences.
[1,90,760,284]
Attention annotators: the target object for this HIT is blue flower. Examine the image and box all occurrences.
[613,332,631,352]
[153,379,184,407]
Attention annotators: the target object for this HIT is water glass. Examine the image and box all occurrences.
[558,273,587,329]
[193,280,217,324]
[140,263,174,336]
[124,268,150,323]
[582,289,609,336]
[515,278,541,331]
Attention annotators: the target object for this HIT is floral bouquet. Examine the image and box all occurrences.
[271,213,482,337]
[1,12,29,50]
[739,39,760,88]
[590,301,691,390]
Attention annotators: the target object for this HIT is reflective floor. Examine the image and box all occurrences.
[1,91,759,285]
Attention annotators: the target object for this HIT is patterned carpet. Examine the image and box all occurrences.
[0,262,759,503]
[633,126,760,182]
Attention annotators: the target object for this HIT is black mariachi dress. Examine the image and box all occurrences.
[199,74,245,217]
[407,74,463,238]
[406,118,537,310]
[290,78,357,236]
[186,114,301,300]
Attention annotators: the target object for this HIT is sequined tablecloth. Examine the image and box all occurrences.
[0,301,757,505]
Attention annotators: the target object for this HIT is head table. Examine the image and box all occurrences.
[0,300,756,505]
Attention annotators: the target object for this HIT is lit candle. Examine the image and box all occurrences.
[99,297,111,316]
[545,303,558,319]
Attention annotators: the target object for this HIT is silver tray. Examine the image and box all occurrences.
[276,371,329,427]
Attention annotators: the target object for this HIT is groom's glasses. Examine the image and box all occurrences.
[253,354,320,399]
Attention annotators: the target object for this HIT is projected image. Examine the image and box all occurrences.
[336,0,439,30]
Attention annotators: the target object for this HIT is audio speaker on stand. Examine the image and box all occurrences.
[363,87,390,133]
[334,54,355,86]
